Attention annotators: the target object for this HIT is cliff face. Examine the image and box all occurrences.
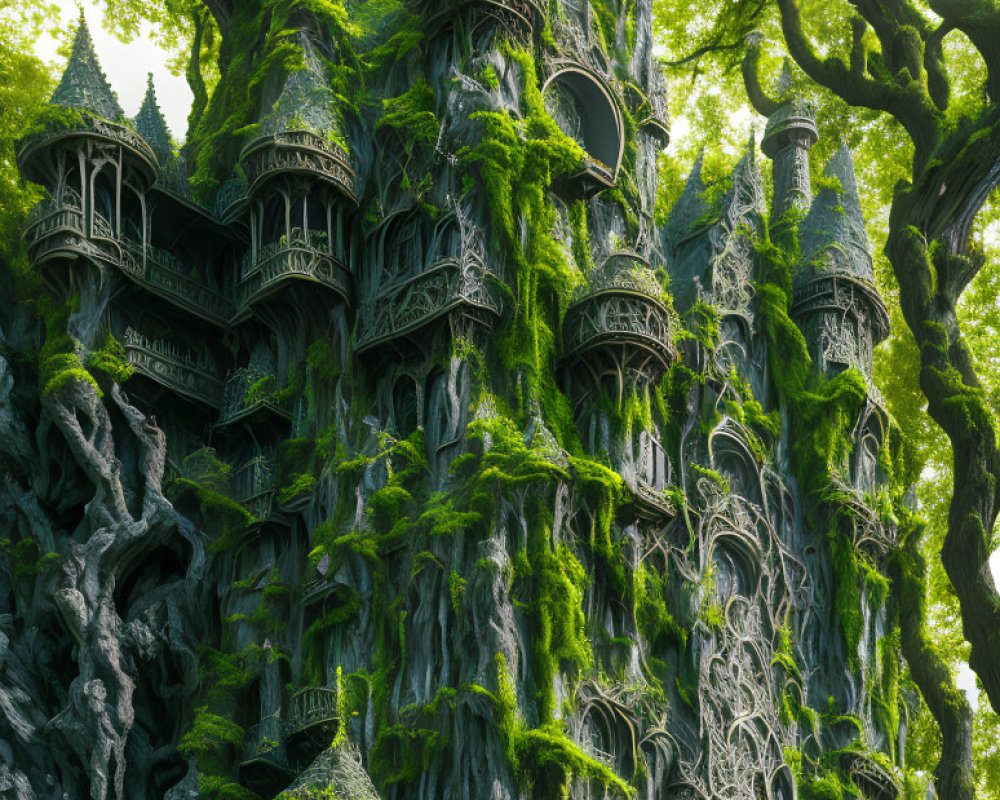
[0,3,910,800]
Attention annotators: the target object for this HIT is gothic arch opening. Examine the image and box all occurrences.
[543,67,624,177]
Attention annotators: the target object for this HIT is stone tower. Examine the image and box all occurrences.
[0,4,912,800]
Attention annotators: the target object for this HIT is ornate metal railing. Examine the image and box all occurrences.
[562,290,675,371]
[576,252,665,300]
[218,369,294,427]
[627,481,676,520]
[230,453,277,520]
[239,241,351,312]
[357,255,504,351]
[214,176,248,218]
[123,327,223,407]
[240,130,356,202]
[285,687,338,743]
[419,0,543,35]
[121,241,235,325]
[24,200,87,262]
[18,112,158,185]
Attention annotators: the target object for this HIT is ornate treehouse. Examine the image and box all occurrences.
[237,39,356,319]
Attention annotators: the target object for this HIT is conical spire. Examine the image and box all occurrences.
[798,141,875,285]
[665,151,707,240]
[260,34,342,142]
[50,12,124,121]
[135,74,172,159]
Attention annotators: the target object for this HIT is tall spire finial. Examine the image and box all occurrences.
[50,12,124,121]
[799,141,874,284]
[135,73,172,159]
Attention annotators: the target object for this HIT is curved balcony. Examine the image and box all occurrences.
[356,254,505,353]
[284,687,338,750]
[120,241,235,327]
[218,369,294,429]
[23,198,88,265]
[790,272,890,344]
[626,481,676,521]
[231,453,278,522]
[565,158,616,198]
[240,130,356,203]
[562,255,675,383]
[123,328,223,408]
[838,753,900,800]
[419,0,542,37]
[18,112,158,188]
[238,240,351,315]
[239,714,293,796]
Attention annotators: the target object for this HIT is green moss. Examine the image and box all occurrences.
[177,706,245,765]
[37,296,100,399]
[494,654,631,797]
[86,332,134,384]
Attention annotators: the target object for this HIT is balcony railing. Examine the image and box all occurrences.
[123,327,223,408]
[285,687,338,745]
[420,0,542,37]
[626,481,676,521]
[121,240,235,326]
[562,290,674,375]
[230,453,277,521]
[240,129,357,202]
[18,112,158,187]
[357,254,504,352]
[218,369,294,428]
[239,713,293,794]
[239,240,351,312]
[24,200,88,263]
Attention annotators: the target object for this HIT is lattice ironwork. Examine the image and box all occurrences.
[230,452,278,521]
[123,327,223,408]
[18,113,158,187]
[356,254,504,352]
[239,241,351,313]
[839,753,902,800]
[415,0,543,39]
[562,287,675,386]
[285,688,338,746]
[121,241,235,326]
[218,369,294,428]
[240,131,356,202]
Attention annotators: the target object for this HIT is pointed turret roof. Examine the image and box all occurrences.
[666,136,763,243]
[135,74,172,158]
[50,13,124,121]
[797,141,875,285]
[260,35,342,142]
[664,151,707,240]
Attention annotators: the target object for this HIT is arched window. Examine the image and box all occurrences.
[543,67,624,177]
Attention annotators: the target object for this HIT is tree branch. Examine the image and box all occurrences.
[185,8,209,136]
[198,0,231,36]
[776,0,943,168]
[928,0,1000,102]
[741,35,782,116]
[890,520,976,800]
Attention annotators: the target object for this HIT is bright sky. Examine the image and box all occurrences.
[35,0,194,140]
